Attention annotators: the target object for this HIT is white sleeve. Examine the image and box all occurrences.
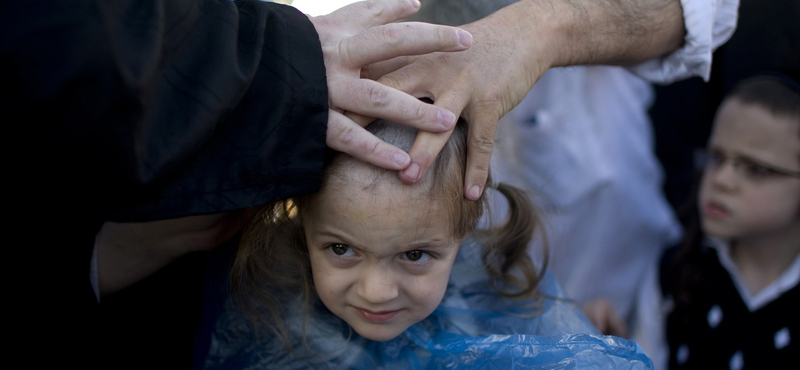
[628,0,739,84]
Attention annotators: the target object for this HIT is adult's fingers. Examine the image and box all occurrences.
[381,60,503,199]
[325,0,422,31]
[330,77,456,132]
[326,109,412,170]
[340,22,472,68]
[387,75,472,187]
[462,105,499,200]
[361,55,415,80]
[399,130,452,184]
[343,111,375,129]
[606,310,628,337]
[581,299,628,337]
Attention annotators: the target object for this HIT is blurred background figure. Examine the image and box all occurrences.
[629,0,800,367]
[634,73,800,370]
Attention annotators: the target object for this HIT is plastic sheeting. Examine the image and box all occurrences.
[203,239,653,369]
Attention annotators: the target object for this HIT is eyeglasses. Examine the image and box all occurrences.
[695,149,800,181]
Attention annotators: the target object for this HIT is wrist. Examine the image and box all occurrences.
[505,0,685,68]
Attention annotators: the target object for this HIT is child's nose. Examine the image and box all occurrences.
[356,266,399,304]
[708,160,740,189]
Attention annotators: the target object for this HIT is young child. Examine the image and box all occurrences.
[231,117,545,343]
[201,118,654,369]
[633,73,800,369]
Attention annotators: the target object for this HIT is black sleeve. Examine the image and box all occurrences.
[2,0,328,365]
[3,0,328,220]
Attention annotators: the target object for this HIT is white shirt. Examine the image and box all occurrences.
[489,0,738,325]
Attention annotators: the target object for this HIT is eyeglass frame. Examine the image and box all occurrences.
[694,148,800,181]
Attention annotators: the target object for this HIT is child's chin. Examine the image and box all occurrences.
[354,326,407,342]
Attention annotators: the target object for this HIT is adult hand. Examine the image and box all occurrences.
[308,0,473,171]
[582,298,629,337]
[363,0,684,200]
[362,3,555,200]
[96,210,247,296]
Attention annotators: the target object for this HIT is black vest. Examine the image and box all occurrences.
[660,245,799,369]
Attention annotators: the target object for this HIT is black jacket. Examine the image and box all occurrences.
[2,0,328,368]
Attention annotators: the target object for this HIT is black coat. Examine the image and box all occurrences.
[2,0,328,368]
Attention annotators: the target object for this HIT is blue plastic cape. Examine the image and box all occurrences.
[203,239,653,369]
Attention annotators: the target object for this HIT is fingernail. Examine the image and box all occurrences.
[394,152,410,168]
[438,110,456,128]
[467,185,481,200]
[404,163,421,181]
[457,30,473,47]
[409,0,421,9]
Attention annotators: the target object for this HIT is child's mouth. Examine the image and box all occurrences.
[356,308,402,323]
[703,201,730,218]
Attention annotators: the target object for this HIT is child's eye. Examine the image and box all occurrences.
[328,243,355,257]
[742,163,774,179]
[707,151,725,168]
[402,250,430,262]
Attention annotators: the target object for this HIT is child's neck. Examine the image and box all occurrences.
[731,228,800,297]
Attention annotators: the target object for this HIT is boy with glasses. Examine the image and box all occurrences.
[631,73,800,369]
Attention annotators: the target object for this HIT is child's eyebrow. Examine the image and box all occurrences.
[711,145,788,164]
[312,229,355,244]
[405,239,458,250]
[312,229,456,249]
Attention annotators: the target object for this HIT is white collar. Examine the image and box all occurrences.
[706,237,800,311]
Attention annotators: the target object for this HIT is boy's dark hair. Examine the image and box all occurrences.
[726,72,800,121]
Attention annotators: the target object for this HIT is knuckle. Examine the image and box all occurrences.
[367,85,391,108]
[471,160,490,174]
[415,101,429,121]
[469,132,495,154]
[338,127,357,146]
[363,0,383,17]
[363,140,382,158]
[327,121,356,148]
[475,94,505,117]
[378,73,402,89]
[436,25,455,46]
[379,24,403,45]
[335,41,352,67]
[414,150,437,167]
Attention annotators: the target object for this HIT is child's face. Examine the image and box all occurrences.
[699,98,800,243]
[303,164,462,342]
